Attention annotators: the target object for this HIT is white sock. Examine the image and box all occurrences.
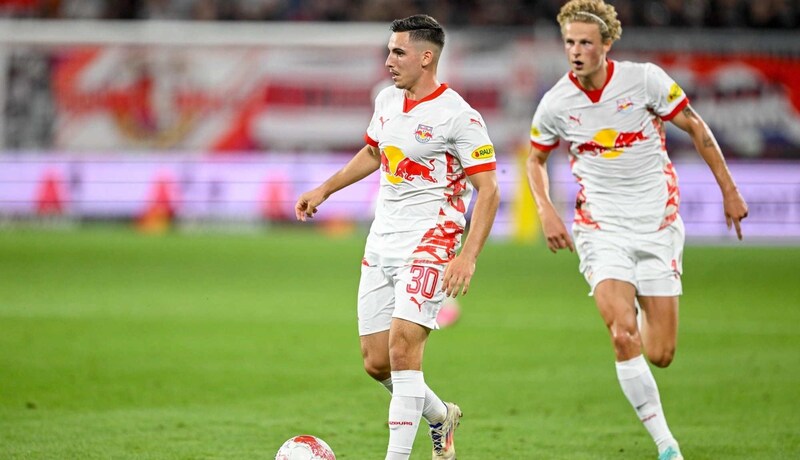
[386,370,425,459]
[380,377,447,424]
[616,355,675,451]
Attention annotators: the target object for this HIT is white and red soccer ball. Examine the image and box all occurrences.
[275,435,336,460]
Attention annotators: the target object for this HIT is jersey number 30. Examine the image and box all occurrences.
[406,265,439,299]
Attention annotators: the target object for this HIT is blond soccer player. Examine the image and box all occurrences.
[526,1,748,459]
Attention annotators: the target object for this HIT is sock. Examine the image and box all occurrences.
[380,377,447,424]
[616,355,675,452]
[422,387,447,425]
[386,370,425,459]
[380,377,393,394]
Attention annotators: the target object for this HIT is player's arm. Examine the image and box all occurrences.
[442,170,499,297]
[669,105,748,239]
[526,145,574,253]
[295,144,381,221]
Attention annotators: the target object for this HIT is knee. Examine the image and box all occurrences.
[611,328,639,353]
[363,358,390,381]
[647,346,676,368]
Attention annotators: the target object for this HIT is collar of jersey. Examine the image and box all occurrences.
[569,59,614,104]
[403,83,449,112]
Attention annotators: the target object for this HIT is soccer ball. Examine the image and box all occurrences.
[436,296,461,328]
[275,435,336,460]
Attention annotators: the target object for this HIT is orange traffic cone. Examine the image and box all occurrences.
[137,174,176,233]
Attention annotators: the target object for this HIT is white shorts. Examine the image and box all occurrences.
[357,263,446,336]
[573,217,685,297]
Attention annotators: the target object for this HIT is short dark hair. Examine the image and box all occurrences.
[390,14,445,49]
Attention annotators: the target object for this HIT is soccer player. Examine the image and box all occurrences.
[526,1,748,459]
[295,15,499,460]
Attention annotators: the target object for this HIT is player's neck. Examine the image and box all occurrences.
[576,63,608,91]
[404,77,441,101]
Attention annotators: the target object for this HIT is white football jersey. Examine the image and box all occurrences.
[364,83,496,266]
[530,60,688,233]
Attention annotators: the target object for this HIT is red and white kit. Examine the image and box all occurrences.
[530,60,689,294]
[359,83,496,333]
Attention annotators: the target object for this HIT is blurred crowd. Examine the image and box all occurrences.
[0,0,797,28]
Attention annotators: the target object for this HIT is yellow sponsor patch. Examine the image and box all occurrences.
[530,125,541,137]
[471,144,495,160]
[667,82,683,103]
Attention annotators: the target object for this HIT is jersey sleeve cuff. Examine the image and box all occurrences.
[531,139,559,152]
[464,162,496,176]
[662,97,690,121]
[364,134,378,147]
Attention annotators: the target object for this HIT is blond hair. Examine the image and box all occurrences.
[557,0,622,44]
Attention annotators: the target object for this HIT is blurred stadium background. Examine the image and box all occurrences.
[0,0,798,239]
[1,1,799,459]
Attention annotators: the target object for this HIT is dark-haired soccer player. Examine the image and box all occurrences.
[526,1,748,459]
[296,15,499,460]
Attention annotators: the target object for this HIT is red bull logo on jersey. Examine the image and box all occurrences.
[381,146,437,184]
[616,98,633,113]
[414,124,434,143]
[575,128,648,159]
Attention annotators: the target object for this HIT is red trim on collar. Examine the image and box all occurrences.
[569,60,614,104]
[404,83,448,113]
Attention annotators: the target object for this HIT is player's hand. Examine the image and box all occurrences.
[540,207,574,253]
[723,188,748,240]
[294,188,327,222]
[442,255,475,298]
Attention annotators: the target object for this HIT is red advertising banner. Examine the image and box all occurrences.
[4,27,799,159]
[652,52,800,159]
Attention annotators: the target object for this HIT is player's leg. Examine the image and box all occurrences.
[358,264,395,384]
[637,295,679,368]
[629,220,685,458]
[574,227,641,360]
[358,263,449,419]
[593,279,640,361]
[595,281,679,457]
[636,217,684,369]
[578,224,683,459]
[385,264,455,460]
[358,263,425,460]
[361,330,391,383]
[384,318,430,460]
[624,219,683,460]
[361,324,453,460]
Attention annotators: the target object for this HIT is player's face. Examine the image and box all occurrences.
[562,21,611,86]
[385,32,425,91]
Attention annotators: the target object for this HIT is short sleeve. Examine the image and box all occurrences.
[450,110,496,176]
[365,101,380,147]
[644,63,689,121]
[530,97,560,151]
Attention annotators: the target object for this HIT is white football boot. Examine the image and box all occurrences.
[430,402,462,459]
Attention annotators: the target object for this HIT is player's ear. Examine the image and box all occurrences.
[421,49,434,67]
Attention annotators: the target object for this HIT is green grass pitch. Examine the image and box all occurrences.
[1,227,798,459]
